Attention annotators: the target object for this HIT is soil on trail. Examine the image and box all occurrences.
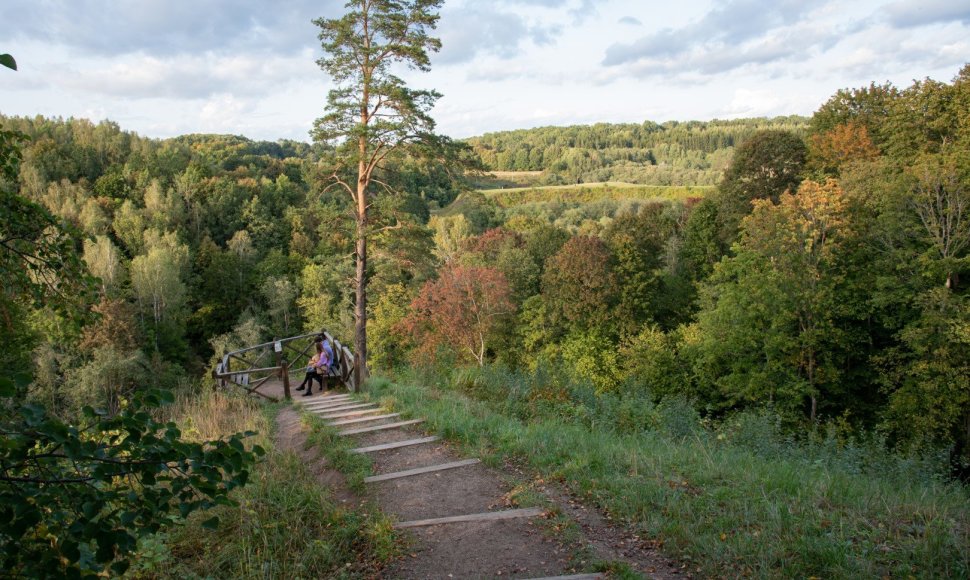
[268,384,684,579]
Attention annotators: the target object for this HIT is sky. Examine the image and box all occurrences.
[1,0,968,142]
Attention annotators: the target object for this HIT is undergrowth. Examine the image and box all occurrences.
[126,388,396,579]
[301,408,374,492]
[369,366,970,579]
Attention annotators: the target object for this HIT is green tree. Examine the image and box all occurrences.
[603,205,669,335]
[541,235,617,333]
[694,180,852,420]
[681,197,724,281]
[369,282,413,371]
[261,275,298,336]
[430,214,471,262]
[878,288,970,459]
[1,58,261,576]
[2,124,94,381]
[313,0,444,386]
[130,240,188,354]
[714,129,807,247]
[112,200,146,255]
[82,235,126,298]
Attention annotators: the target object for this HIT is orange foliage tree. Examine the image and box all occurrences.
[809,122,880,175]
[400,265,513,366]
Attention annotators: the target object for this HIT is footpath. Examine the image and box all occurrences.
[271,385,683,579]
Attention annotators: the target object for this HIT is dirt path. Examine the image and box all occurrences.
[268,384,683,579]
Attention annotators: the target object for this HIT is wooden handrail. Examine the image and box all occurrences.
[213,365,281,377]
[213,329,357,399]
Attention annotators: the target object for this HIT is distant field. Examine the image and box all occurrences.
[481,181,713,207]
[487,170,543,179]
[470,170,545,190]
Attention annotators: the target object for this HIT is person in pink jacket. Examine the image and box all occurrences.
[296,343,326,395]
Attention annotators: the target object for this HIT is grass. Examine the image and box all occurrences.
[301,408,374,492]
[481,182,713,208]
[127,389,398,579]
[365,372,970,579]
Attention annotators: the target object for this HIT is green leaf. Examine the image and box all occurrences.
[0,377,16,397]
[111,560,130,575]
[0,53,16,71]
[200,516,220,530]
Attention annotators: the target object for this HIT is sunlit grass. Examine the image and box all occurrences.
[482,182,713,207]
[128,390,397,578]
[367,374,970,579]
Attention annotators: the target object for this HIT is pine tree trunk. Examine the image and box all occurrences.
[354,229,369,389]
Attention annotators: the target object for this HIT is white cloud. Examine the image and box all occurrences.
[883,0,970,28]
[3,0,968,144]
[52,52,316,100]
[198,94,256,132]
[0,0,330,57]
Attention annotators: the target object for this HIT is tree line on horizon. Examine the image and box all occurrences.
[467,116,810,186]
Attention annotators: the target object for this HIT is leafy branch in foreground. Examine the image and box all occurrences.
[0,388,264,577]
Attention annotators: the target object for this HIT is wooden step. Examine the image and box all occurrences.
[393,507,545,529]
[527,575,603,580]
[338,419,424,436]
[304,395,352,404]
[302,397,356,408]
[364,458,480,483]
[328,413,400,426]
[317,407,384,420]
[303,401,361,411]
[351,436,440,454]
[310,402,375,412]
[308,403,374,414]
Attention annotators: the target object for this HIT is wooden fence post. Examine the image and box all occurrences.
[281,357,291,400]
[275,339,291,401]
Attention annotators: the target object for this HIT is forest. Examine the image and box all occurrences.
[1,61,969,576]
[467,116,809,186]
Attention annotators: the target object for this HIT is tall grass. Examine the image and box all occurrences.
[127,388,396,579]
[369,366,970,579]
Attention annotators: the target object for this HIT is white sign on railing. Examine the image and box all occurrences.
[274,341,282,353]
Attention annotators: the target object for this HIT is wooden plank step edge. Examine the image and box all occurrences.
[350,436,440,454]
[303,395,353,404]
[316,408,384,419]
[327,413,400,426]
[312,403,379,415]
[364,458,480,483]
[393,507,545,529]
[302,398,357,407]
[338,419,423,436]
[307,403,374,413]
[303,402,363,410]
[524,575,603,580]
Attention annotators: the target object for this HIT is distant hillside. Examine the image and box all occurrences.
[466,116,810,188]
[482,181,711,207]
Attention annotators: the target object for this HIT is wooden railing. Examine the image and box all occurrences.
[211,330,356,401]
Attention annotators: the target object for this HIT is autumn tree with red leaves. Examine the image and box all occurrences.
[401,265,513,366]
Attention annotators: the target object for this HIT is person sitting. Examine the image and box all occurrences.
[296,343,325,395]
[321,336,336,375]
